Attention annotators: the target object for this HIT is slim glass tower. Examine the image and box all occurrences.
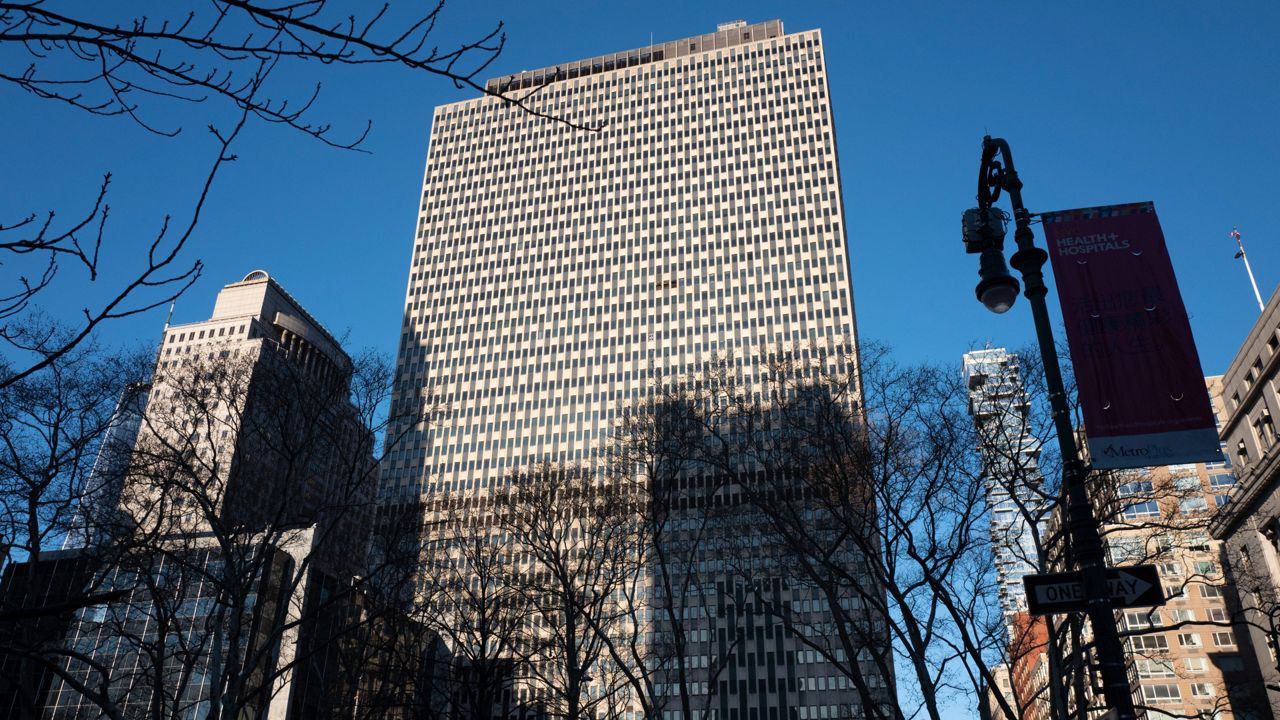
[387,19,874,717]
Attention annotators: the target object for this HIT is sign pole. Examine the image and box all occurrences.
[1233,227,1265,313]
[978,136,1139,720]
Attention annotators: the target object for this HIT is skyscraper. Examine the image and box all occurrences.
[963,348,1048,622]
[26,272,384,719]
[964,348,1055,720]
[387,19,874,717]
[142,270,375,558]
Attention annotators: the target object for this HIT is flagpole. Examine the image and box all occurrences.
[1233,227,1265,313]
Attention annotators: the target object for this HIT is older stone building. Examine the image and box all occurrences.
[5,272,389,719]
[1212,286,1280,717]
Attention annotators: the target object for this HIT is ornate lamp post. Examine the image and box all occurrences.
[964,136,1138,720]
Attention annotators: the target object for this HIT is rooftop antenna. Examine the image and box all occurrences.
[1232,227,1265,313]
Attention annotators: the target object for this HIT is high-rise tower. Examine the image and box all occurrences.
[963,348,1048,621]
[387,19,875,717]
[964,348,1054,719]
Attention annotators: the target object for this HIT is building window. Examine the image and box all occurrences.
[1179,496,1209,514]
[1255,409,1277,448]
[1212,631,1236,647]
[1142,684,1182,704]
[1190,682,1216,698]
[1183,657,1208,673]
[1172,475,1202,491]
[1184,533,1211,552]
[1118,480,1155,496]
[1123,612,1151,630]
[1123,501,1160,519]
[1109,537,1147,563]
[1135,659,1175,678]
[1127,635,1169,652]
[1209,473,1236,488]
[1123,610,1163,629]
[1177,633,1202,647]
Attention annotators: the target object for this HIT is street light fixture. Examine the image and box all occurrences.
[965,135,1139,720]
[963,207,1020,313]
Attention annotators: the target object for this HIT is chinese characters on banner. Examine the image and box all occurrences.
[1041,202,1221,469]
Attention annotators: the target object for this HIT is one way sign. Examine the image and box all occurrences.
[1024,565,1164,615]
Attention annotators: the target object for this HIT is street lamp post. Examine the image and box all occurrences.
[964,135,1138,720]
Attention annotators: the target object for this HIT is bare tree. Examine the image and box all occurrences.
[0,325,142,720]
[420,503,532,720]
[0,1,599,390]
[498,462,639,720]
[0,322,149,569]
[8,337,405,719]
[598,370,737,720]
[729,345,998,720]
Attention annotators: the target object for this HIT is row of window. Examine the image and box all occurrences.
[1122,605,1232,628]
[1142,682,1218,704]
[1135,656,1226,677]
[394,34,848,494]
[1126,628,1237,653]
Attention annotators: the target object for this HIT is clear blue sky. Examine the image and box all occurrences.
[6,2,1278,377]
[5,2,1277,714]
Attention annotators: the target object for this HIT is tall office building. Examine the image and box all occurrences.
[387,18,877,718]
[65,382,150,548]
[15,272,386,719]
[141,270,375,564]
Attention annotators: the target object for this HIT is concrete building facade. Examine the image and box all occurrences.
[383,18,854,496]
[386,19,882,719]
[139,270,376,575]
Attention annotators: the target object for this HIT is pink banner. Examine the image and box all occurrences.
[1041,202,1221,469]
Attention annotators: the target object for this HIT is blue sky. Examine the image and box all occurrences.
[5,2,1278,377]
[5,2,1277,715]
